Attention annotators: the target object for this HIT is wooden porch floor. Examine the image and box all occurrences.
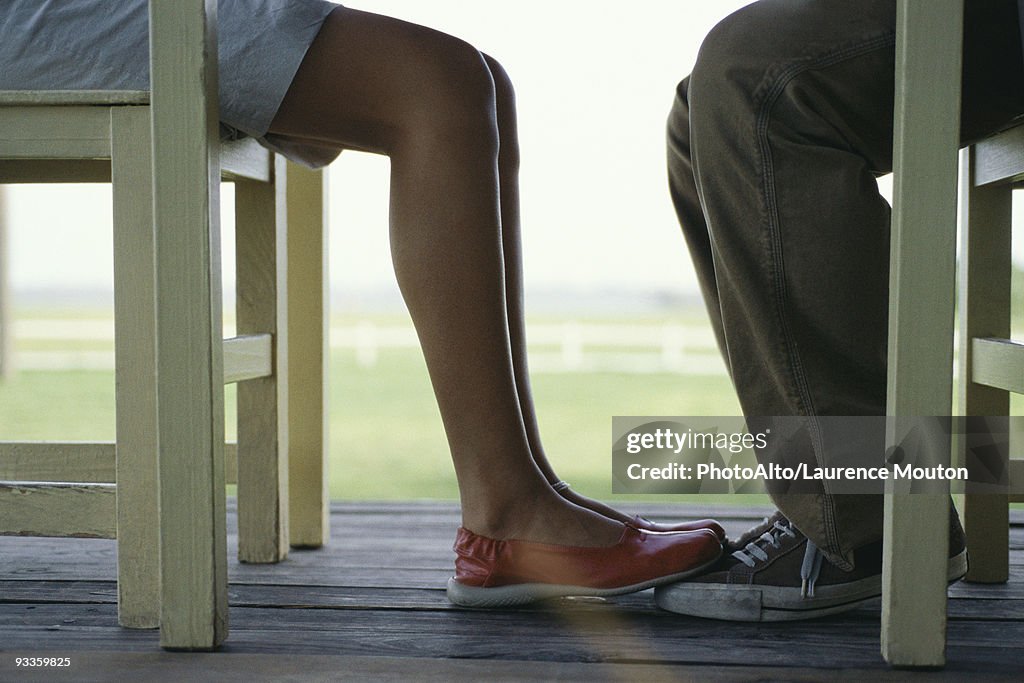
[1,502,1021,682]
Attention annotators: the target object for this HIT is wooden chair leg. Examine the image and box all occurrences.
[958,148,1011,584]
[962,493,1010,582]
[235,156,289,563]
[0,186,11,380]
[285,162,330,548]
[151,0,228,650]
[110,106,160,629]
[882,0,963,667]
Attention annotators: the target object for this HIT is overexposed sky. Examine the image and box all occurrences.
[6,1,749,299]
[327,0,754,294]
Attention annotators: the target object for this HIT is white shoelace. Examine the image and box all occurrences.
[731,519,823,599]
[800,539,823,598]
[731,520,796,566]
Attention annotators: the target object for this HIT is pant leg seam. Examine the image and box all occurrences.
[755,32,895,420]
[754,32,896,567]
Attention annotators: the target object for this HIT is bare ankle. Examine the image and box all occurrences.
[462,493,623,547]
[554,482,633,526]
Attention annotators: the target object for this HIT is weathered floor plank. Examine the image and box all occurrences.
[1,502,1021,680]
[3,651,1014,683]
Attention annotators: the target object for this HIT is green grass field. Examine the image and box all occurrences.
[329,349,749,502]
[18,308,1017,510]
[1,310,773,505]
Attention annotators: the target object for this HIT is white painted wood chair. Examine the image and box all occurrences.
[0,188,9,380]
[883,0,1022,667]
[0,0,330,650]
[958,122,1024,586]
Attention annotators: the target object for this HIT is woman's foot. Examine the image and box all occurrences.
[551,480,726,540]
[462,489,627,549]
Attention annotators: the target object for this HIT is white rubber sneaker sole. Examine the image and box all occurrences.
[653,549,968,622]
[446,549,722,608]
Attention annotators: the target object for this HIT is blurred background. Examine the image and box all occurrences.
[8,0,1005,505]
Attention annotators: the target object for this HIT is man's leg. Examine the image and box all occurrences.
[672,0,898,565]
[666,0,1024,585]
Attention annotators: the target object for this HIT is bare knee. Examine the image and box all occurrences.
[482,53,520,173]
[482,53,516,112]
[398,35,499,155]
[272,8,499,157]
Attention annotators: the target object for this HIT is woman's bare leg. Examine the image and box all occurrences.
[270,7,621,546]
[479,55,665,526]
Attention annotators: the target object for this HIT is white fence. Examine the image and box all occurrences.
[340,320,727,375]
[8,318,730,375]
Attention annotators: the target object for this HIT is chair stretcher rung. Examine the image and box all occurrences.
[1010,459,1024,503]
[0,147,270,184]
[0,90,149,106]
[0,442,115,482]
[970,338,1024,393]
[221,138,273,182]
[223,334,273,384]
[0,118,269,182]
[0,481,116,538]
[0,442,240,485]
[974,123,1024,186]
[0,159,112,183]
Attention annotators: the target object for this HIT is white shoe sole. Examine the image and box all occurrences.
[446,549,722,608]
[653,549,968,622]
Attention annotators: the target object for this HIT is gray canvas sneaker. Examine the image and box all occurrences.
[654,511,968,621]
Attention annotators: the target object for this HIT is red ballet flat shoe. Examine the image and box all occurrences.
[446,525,722,608]
[551,480,727,541]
